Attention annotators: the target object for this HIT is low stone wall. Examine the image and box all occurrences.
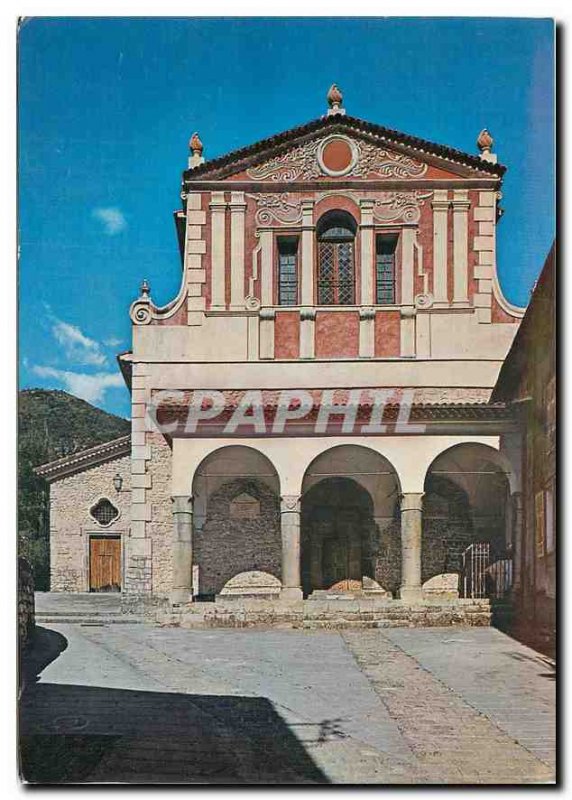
[155,596,491,629]
[18,557,35,648]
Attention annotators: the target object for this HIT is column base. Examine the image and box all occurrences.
[170,588,192,605]
[280,587,303,604]
[399,586,423,602]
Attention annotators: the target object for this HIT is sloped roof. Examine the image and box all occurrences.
[184,113,505,182]
[35,435,131,482]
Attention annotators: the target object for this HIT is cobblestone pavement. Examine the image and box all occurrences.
[19,623,555,784]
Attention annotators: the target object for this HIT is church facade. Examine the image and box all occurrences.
[38,87,528,625]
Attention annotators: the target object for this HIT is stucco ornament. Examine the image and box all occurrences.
[244,295,261,311]
[355,141,428,179]
[373,191,432,224]
[415,293,434,310]
[250,192,303,225]
[247,135,428,181]
[247,139,322,181]
[130,279,153,325]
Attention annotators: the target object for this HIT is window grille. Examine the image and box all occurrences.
[277,238,298,306]
[376,236,397,304]
[90,498,119,526]
[317,213,356,305]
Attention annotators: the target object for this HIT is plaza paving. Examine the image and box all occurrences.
[19,622,556,784]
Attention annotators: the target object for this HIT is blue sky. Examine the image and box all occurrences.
[18,17,554,418]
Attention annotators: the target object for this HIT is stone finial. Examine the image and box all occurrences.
[477,128,497,163]
[326,83,346,116]
[139,278,150,299]
[190,132,203,155]
[188,131,205,169]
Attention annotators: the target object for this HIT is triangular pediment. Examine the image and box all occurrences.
[184,115,504,184]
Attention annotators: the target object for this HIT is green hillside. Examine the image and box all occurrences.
[18,389,130,589]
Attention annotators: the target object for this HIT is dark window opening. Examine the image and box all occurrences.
[277,238,299,306]
[376,235,397,305]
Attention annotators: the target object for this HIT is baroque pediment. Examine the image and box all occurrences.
[183,115,504,184]
[245,134,429,182]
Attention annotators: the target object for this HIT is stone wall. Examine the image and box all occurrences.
[49,455,131,592]
[147,432,174,596]
[372,515,402,595]
[194,478,281,597]
[422,476,505,587]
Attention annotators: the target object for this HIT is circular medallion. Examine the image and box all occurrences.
[318,136,358,177]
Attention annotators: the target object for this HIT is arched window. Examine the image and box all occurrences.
[317,211,356,305]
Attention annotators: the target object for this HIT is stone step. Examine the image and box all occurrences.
[35,613,145,625]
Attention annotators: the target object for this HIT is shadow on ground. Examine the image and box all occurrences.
[18,628,329,784]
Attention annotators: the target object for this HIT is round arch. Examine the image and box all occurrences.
[424,442,517,496]
[191,445,281,598]
[422,442,512,592]
[300,445,401,597]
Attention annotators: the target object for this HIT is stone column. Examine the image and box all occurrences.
[171,495,193,604]
[399,493,424,602]
[280,495,303,601]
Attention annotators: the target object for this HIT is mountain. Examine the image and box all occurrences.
[18,389,130,589]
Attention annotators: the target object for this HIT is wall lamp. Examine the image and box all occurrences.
[113,473,124,492]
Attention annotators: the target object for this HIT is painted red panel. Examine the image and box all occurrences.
[274,311,300,359]
[315,311,359,358]
[374,311,401,357]
[415,202,434,298]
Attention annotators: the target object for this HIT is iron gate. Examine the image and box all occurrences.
[462,542,513,599]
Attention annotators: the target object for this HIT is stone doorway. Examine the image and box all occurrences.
[301,477,373,596]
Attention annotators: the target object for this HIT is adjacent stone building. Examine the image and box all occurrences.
[37,87,531,625]
[491,243,556,647]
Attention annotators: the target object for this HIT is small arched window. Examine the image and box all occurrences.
[317,211,356,305]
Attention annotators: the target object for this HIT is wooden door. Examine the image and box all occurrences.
[322,509,362,592]
[90,536,121,592]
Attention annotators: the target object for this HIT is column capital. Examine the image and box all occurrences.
[171,495,193,514]
[280,494,301,514]
[399,492,425,512]
[359,306,376,320]
[300,306,316,321]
